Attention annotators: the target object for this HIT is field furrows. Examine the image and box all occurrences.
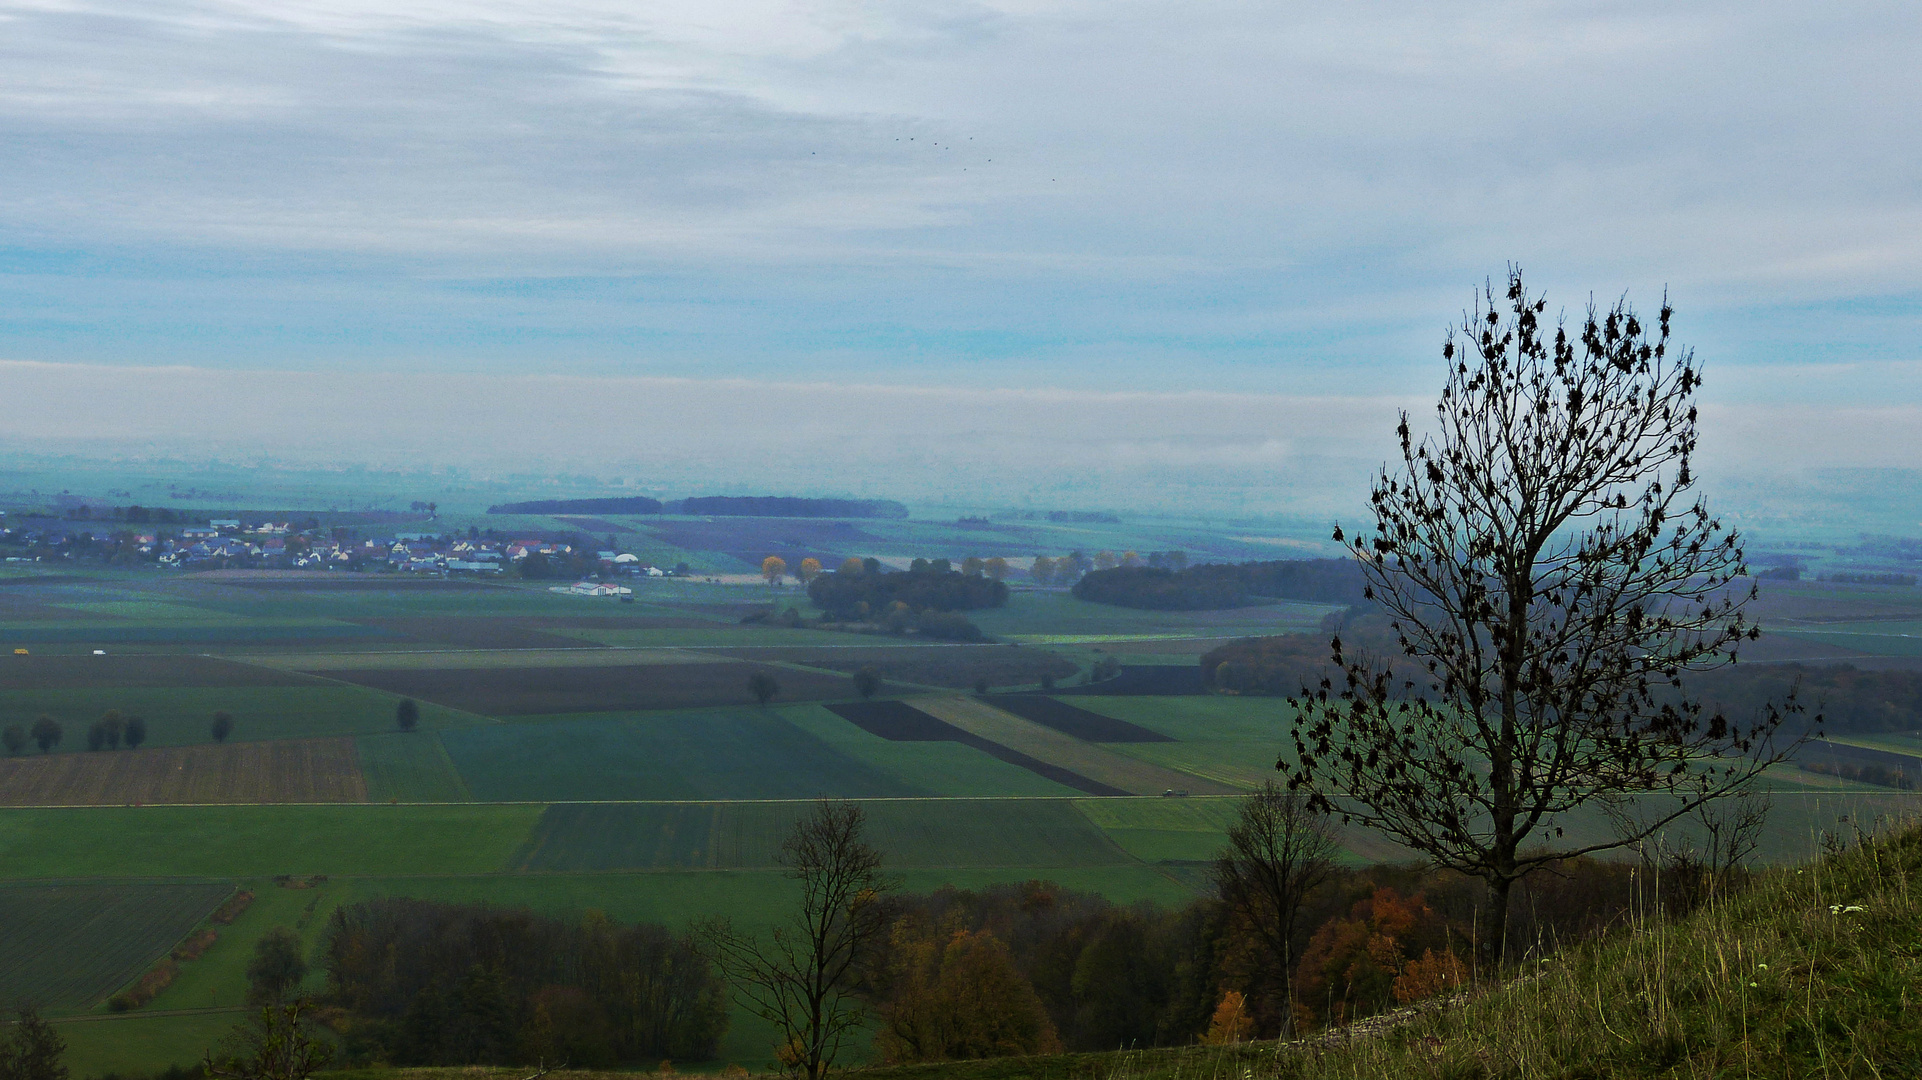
[907,697,1237,796]
[511,799,1137,872]
[0,738,368,805]
[0,882,233,1009]
[320,660,853,714]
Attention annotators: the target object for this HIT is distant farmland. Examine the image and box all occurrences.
[324,660,855,714]
[509,798,1136,872]
[0,738,367,805]
[0,882,232,1008]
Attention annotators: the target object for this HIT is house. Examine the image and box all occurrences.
[549,581,632,598]
[209,519,241,532]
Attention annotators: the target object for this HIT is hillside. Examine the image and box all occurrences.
[844,819,1922,1080]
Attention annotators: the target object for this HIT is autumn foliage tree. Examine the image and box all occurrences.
[874,927,1061,1063]
[1284,270,1807,963]
[798,557,823,584]
[762,556,788,585]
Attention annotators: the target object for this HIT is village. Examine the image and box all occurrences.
[0,514,676,586]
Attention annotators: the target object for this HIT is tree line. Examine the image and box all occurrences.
[1072,558,1366,611]
[321,899,726,1067]
[807,558,1008,620]
[2,711,239,754]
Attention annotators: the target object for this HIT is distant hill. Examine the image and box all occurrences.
[485,496,664,515]
[671,496,909,519]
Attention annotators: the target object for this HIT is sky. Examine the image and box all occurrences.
[1,0,1919,516]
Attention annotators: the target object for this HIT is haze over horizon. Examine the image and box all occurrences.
[2,0,1918,519]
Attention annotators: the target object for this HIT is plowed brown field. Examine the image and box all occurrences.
[0,738,367,805]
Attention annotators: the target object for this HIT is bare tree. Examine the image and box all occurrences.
[1211,780,1338,1036]
[699,801,895,1079]
[1284,270,1807,966]
[203,1002,333,1080]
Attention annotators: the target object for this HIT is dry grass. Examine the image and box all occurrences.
[0,738,368,804]
[1116,822,1922,1079]
[908,696,1236,796]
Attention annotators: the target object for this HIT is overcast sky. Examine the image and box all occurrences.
[1,0,1918,513]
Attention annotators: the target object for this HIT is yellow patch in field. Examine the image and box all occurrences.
[907,696,1237,796]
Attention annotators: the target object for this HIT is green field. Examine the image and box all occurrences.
[440,709,932,801]
[509,798,1135,872]
[356,731,472,802]
[0,805,541,878]
[779,703,1084,797]
[0,882,233,1008]
[0,685,476,750]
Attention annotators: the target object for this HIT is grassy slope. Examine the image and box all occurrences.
[849,821,1922,1080]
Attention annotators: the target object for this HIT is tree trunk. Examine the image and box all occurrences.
[1478,876,1513,974]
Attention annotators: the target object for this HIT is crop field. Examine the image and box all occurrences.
[826,699,1127,795]
[0,737,367,805]
[0,882,232,1008]
[1773,621,1922,658]
[265,647,713,671]
[1075,796,1243,862]
[0,653,312,690]
[0,623,392,647]
[322,659,854,714]
[1063,694,1297,741]
[510,798,1135,872]
[1055,664,1209,695]
[0,683,477,752]
[991,694,1171,741]
[356,732,471,802]
[313,657,849,714]
[441,709,929,800]
[0,804,542,878]
[908,696,1237,795]
[721,643,1081,689]
[780,703,1083,796]
[970,591,1339,642]
[554,625,867,648]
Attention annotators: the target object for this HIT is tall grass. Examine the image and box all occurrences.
[1076,818,1921,1080]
